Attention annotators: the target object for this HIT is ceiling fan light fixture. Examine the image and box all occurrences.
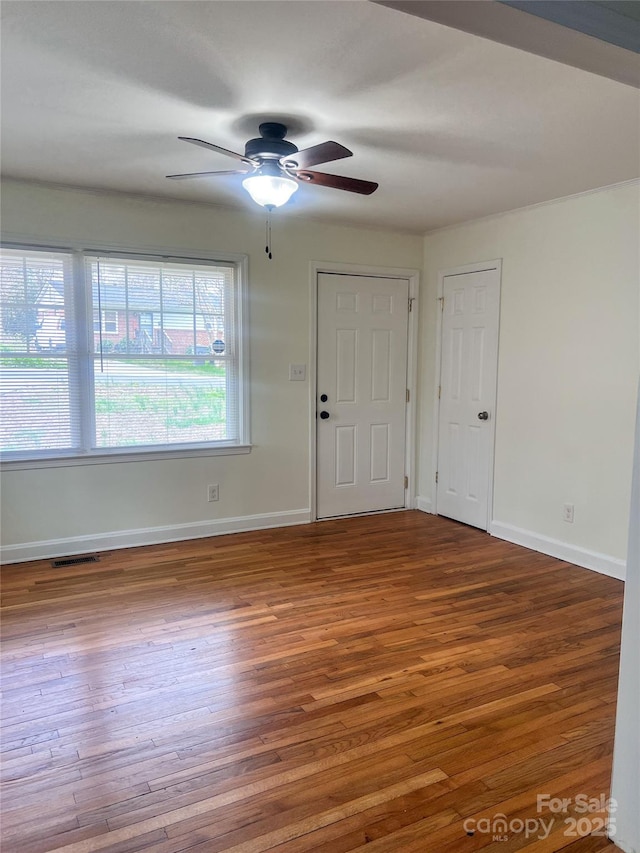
[242,165,298,208]
[171,126,377,202]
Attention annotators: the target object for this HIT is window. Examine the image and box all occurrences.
[0,246,248,463]
[93,309,118,334]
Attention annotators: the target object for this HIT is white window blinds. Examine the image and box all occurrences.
[1,247,246,461]
[0,248,80,454]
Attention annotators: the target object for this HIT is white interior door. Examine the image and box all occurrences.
[437,267,500,529]
[316,273,409,519]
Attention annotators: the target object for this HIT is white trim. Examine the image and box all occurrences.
[0,509,311,565]
[1,235,247,267]
[0,243,251,466]
[237,253,251,449]
[308,269,319,522]
[310,260,422,281]
[1,444,252,471]
[425,178,640,236]
[490,520,626,581]
[433,259,502,529]
[309,261,420,521]
[416,495,434,513]
[404,271,420,511]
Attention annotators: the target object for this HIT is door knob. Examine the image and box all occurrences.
[477,411,489,421]
[320,394,328,402]
[320,411,330,420]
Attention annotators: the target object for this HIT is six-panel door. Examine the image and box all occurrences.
[437,268,500,529]
[316,273,409,519]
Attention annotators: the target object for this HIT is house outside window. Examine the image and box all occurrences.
[93,309,118,334]
[0,246,249,463]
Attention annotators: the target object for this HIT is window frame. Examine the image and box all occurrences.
[1,241,251,470]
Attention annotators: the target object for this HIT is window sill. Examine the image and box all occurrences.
[1,444,252,471]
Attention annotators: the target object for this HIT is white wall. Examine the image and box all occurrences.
[0,180,423,558]
[610,381,640,853]
[3,179,638,571]
[418,181,640,575]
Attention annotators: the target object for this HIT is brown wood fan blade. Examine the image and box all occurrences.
[282,141,352,170]
[178,137,254,165]
[166,169,249,180]
[294,170,378,195]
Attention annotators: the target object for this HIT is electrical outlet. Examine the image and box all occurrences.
[207,484,219,502]
[562,503,574,523]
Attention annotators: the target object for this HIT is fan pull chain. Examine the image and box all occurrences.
[265,206,273,260]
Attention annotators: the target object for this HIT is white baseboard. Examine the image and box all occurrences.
[415,495,434,513]
[3,510,625,582]
[1,509,311,564]
[490,520,626,581]
[608,835,637,853]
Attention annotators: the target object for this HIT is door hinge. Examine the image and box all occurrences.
[404,475,408,489]
[435,471,439,484]
[438,385,441,399]
[408,297,415,312]
[406,388,410,403]
[438,296,444,311]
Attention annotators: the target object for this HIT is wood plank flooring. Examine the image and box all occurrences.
[0,511,624,853]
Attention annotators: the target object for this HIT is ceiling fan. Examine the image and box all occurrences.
[167,122,378,209]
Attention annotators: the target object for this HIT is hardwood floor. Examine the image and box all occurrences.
[0,511,624,853]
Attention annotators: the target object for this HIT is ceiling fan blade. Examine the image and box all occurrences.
[282,141,352,170]
[166,169,249,180]
[294,170,378,195]
[178,137,254,165]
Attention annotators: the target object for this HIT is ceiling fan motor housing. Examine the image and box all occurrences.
[244,122,299,161]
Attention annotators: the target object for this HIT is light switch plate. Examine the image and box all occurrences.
[289,364,306,381]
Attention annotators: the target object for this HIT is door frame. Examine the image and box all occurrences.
[432,259,502,530]
[309,261,420,522]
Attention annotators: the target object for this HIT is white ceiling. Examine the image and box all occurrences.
[1,0,638,234]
